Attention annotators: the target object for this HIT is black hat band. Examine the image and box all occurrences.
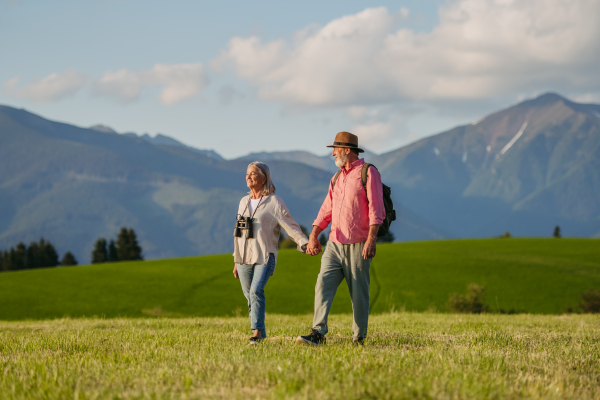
[333,141,358,147]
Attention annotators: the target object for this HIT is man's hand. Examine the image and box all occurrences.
[362,239,376,259]
[362,224,381,259]
[306,225,323,256]
[233,264,239,279]
[307,235,322,256]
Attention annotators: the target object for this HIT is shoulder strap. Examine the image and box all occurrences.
[361,163,377,193]
[331,170,343,191]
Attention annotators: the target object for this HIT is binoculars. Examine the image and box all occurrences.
[233,216,254,239]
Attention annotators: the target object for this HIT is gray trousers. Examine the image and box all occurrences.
[312,241,371,339]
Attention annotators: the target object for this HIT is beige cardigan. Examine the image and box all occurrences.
[233,194,308,267]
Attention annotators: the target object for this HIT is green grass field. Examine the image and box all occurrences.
[0,239,599,320]
[1,239,599,399]
[1,313,599,399]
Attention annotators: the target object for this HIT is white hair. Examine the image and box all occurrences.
[248,161,276,195]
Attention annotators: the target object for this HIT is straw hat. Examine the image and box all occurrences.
[326,131,364,153]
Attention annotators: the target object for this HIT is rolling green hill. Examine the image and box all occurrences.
[0,238,598,320]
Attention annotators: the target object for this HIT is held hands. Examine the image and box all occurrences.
[233,264,239,279]
[306,235,322,256]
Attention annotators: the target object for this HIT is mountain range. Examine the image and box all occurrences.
[1,93,598,263]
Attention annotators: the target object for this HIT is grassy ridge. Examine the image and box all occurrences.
[0,238,599,320]
[1,314,599,399]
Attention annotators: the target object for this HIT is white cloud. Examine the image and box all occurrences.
[93,69,144,102]
[3,70,86,102]
[346,106,368,122]
[571,93,600,103]
[353,122,394,151]
[94,63,208,105]
[4,63,209,105]
[344,104,414,152]
[214,0,600,107]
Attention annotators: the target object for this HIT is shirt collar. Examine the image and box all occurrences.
[343,158,365,172]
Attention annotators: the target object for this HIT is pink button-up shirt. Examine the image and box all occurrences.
[313,159,386,244]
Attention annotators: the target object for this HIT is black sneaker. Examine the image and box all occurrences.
[249,336,264,345]
[296,329,326,346]
[353,337,365,345]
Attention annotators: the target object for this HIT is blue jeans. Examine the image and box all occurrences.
[237,253,275,338]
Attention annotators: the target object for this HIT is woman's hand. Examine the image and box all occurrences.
[233,264,239,279]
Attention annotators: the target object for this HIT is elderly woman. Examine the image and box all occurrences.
[233,161,308,344]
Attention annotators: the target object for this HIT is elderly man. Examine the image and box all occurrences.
[297,131,385,345]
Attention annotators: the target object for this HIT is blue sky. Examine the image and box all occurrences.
[2,0,599,158]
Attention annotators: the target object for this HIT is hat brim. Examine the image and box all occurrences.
[326,144,364,153]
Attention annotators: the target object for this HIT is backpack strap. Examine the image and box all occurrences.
[361,163,377,193]
[331,170,343,191]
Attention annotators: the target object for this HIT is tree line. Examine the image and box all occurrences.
[0,227,144,272]
[91,227,143,263]
[0,238,77,271]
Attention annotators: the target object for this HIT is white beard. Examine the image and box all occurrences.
[335,153,347,168]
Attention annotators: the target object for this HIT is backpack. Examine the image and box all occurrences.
[332,163,396,237]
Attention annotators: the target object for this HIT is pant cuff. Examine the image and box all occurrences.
[313,327,327,335]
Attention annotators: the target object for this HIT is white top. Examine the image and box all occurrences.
[233,194,308,269]
[249,198,262,214]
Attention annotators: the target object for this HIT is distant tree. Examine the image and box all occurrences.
[128,229,143,260]
[61,252,78,266]
[319,233,328,247]
[579,288,600,313]
[447,284,489,314]
[499,231,512,238]
[279,235,296,249]
[14,243,26,270]
[1,249,11,271]
[299,225,310,237]
[279,225,310,249]
[38,238,59,268]
[553,225,561,238]
[116,227,130,260]
[117,227,143,261]
[0,250,9,271]
[377,231,395,243]
[91,238,108,264]
[3,248,18,271]
[108,240,118,262]
[25,241,40,269]
[0,238,59,271]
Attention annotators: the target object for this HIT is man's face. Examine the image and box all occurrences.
[332,147,349,168]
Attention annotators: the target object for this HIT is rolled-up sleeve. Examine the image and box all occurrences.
[312,178,334,230]
[367,166,385,225]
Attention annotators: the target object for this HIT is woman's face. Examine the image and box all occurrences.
[246,165,266,191]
